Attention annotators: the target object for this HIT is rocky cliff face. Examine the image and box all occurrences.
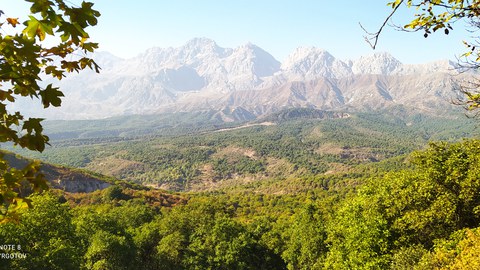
[42,164,111,193]
[3,152,111,193]
[14,38,468,121]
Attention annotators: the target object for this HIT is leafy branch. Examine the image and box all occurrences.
[0,0,100,223]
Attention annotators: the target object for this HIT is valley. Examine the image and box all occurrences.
[7,109,477,192]
[3,107,480,269]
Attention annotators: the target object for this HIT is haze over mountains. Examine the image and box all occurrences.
[20,37,467,121]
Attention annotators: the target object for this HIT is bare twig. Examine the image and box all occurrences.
[360,0,405,49]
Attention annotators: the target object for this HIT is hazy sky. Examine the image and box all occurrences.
[1,0,472,63]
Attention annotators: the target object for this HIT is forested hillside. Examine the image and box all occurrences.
[3,101,480,269]
[8,110,476,192]
[2,137,480,269]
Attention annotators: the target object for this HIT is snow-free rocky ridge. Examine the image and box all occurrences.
[15,38,466,121]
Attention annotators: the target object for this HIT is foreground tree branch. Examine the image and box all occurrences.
[360,0,405,49]
[365,0,480,116]
[0,0,100,223]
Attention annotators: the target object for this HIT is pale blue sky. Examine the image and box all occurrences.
[1,0,472,63]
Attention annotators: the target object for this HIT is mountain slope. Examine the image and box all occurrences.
[2,151,111,193]
[15,38,467,120]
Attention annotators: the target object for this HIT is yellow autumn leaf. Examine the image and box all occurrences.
[6,17,19,27]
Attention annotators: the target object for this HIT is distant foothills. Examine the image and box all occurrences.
[15,37,470,121]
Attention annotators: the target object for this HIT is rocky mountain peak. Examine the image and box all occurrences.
[182,37,224,55]
[229,43,281,77]
[351,52,402,75]
[281,47,352,79]
[282,47,334,67]
[19,38,467,121]
[185,37,217,46]
[92,51,124,70]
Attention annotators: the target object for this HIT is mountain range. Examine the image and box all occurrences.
[16,37,469,121]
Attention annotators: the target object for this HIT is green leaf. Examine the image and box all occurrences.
[39,84,64,108]
[22,16,54,41]
[22,117,44,134]
[23,15,41,39]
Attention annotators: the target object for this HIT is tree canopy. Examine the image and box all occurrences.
[0,0,100,223]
